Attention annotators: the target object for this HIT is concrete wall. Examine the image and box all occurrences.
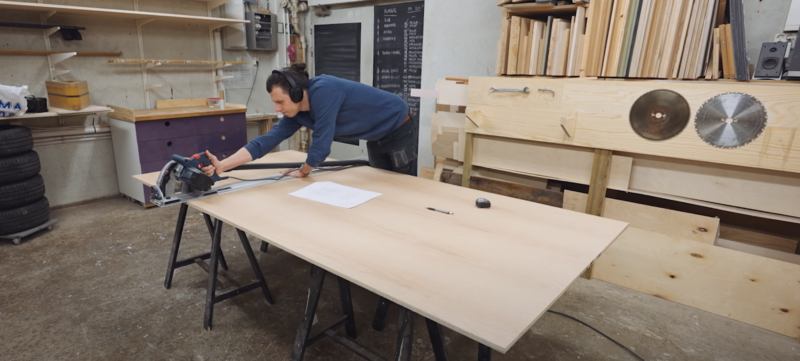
[418,0,502,169]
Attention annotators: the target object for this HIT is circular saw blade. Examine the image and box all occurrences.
[695,92,767,149]
[629,89,691,141]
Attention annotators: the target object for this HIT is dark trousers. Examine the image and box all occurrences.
[366,114,419,177]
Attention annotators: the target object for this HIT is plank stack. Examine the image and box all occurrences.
[497,0,749,80]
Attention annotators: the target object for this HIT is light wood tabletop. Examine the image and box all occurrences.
[135,151,628,353]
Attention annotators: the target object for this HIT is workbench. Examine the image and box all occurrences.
[134,150,628,360]
[109,102,248,205]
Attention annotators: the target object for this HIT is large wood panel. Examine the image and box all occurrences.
[471,135,632,191]
[564,191,719,244]
[466,77,800,174]
[592,227,800,338]
[628,154,800,218]
[137,151,628,352]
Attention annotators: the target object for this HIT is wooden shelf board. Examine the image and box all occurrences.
[0,105,113,121]
[0,50,122,56]
[108,103,247,122]
[108,59,247,65]
[504,3,582,16]
[0,1,248,27]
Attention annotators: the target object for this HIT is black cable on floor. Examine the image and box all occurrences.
[547,310,646,361]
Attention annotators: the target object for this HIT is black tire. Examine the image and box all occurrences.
[0,175,45,211]
[0,125,33,157]
[0,197,50,235]
[0,151,40,185]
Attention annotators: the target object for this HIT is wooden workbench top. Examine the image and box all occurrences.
[107,103,246,122]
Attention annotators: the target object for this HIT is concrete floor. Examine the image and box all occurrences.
[1,197,799,361]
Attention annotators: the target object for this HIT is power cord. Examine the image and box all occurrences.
[546,310,646,361]
[244,59,260,108]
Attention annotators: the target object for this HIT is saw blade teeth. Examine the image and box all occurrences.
[694,92,767,149]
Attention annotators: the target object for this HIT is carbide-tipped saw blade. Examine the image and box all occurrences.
[629,89,691,141]
[695,92,767,149]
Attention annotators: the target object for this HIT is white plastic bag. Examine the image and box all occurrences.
[0,84,30,117]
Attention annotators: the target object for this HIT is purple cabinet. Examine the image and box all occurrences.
[137,136,198,163]
[197,131,247,154]
[136,118,196,142]
[196,113,245,135]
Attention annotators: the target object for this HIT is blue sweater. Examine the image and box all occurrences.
[243,75,409,167]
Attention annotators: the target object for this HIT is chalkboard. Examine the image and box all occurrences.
[314,23,361,82]
[373,2,424,117]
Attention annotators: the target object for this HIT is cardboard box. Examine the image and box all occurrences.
[46,81,90,110]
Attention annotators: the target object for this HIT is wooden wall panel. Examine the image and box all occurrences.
[592,227,800,338]
[466,77,800,174]
[564,191,719,244]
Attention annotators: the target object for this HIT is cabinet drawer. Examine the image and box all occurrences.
[138,136,197,163]
[135,118,196,142]
[140,159,171,174]
[196,113,246,135]
[197,131,247,154]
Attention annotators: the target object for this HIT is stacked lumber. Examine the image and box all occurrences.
[499,4,587,76]
[497,0,749,80]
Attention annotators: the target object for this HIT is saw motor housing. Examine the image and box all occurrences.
[174,153,220,191]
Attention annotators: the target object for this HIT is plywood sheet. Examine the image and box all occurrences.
[471,136,632,191]
[564,191,719,244]
[628,154,800,218]
[592,227,800,338]
[140,151,628,352]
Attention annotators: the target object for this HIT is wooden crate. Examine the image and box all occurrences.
[45,80,90,110]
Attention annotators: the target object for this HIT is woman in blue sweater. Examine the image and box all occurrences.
[202,63,417,178]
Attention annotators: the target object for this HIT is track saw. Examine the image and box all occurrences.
[151,153,369,207]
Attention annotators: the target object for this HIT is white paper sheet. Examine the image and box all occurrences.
[289,182,381,209]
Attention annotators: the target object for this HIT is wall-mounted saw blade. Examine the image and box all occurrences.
[629,89,691,141]
[695,92,767,149]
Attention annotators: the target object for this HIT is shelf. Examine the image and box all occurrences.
[0,50,122,57]
[0,105,114,121]
[108,59,247,66]
[504,3,582,17]
[0,1,248,29]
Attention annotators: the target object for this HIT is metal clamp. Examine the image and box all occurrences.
[489,86,530,94]
[538,88,556,96]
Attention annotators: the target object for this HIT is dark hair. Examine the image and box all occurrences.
[266,63,310,94]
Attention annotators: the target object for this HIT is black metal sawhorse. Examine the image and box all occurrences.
[164,203,275,330]
[373,297,494,361]
[290,265,492,361]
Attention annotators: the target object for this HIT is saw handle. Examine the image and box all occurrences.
[171,153,224,182]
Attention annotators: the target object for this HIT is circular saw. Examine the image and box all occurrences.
[695,92,768,148]
[629,89,691,141]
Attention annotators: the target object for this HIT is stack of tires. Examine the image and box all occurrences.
[0,125,50,236]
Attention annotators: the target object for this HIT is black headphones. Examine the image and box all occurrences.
[272,69,304,103]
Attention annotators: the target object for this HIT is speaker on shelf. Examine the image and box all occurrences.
[753,42,787,80]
